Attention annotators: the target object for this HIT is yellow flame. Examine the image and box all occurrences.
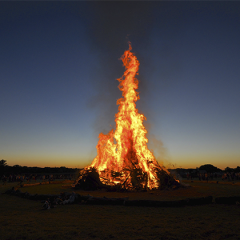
[89,44,168,189]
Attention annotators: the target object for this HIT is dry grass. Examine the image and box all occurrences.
[19,179,240,201]
[1,180,240,240]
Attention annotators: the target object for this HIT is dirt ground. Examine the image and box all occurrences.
[1,180,240,240]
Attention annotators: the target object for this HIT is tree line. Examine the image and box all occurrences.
[171,164,240,180]
[1,159,240,179]
[0,159,81,177]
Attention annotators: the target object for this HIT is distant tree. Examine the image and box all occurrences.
[199,164,222,173]
[0,159,7,167]
[235,166,240,173]
[60,166,67,173]
[11,165,22,174]
[0,159,7,177]
[225,167,234,172]
[13,165,21,168]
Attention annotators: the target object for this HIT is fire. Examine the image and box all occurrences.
[76,44,178,191]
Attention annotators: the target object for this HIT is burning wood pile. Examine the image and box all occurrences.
[74,166,179,191]
[74,44,180,191]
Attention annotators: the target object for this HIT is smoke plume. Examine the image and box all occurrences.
[84,2,156,133]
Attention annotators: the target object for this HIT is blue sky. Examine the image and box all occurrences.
[1,2,239,169]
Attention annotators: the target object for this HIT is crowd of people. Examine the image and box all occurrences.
[185,172,240,181]
[43,192,76,209]
[1,173,74,185]
[2,171,240,185]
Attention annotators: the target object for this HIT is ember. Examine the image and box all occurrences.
[74,44,179,191]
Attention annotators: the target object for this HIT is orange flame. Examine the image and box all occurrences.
[89,44,168,190]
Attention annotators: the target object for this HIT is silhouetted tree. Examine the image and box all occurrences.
[225,167,234,172]
[0,159,7,167]
[0,159,7,177]
[235,166,240,173]
[199,164,222,173]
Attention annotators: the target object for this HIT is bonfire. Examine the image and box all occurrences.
[74,44,179,191]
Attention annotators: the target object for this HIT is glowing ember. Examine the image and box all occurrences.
[75,44,178,191]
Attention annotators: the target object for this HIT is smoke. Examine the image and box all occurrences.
[84,2,156,134]
[70,2,182,169]
[148,134,168,166]
[86,2,155,54]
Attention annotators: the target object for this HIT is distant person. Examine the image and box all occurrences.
[2,175,7,185]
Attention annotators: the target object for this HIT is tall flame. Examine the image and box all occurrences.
[88,44,168,190]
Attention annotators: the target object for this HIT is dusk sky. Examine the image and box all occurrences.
[1,1,240,170]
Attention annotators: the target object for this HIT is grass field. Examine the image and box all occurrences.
[1,180,240,240]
